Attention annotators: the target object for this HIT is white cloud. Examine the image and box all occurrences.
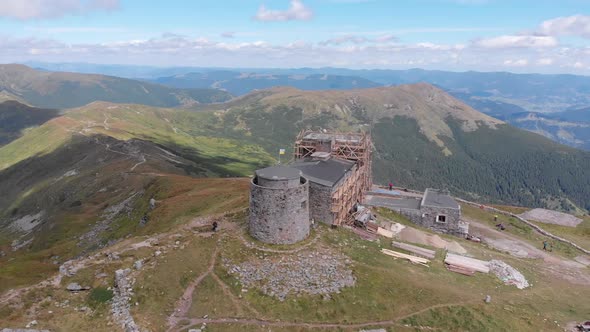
[537,58,554,65]
[1,33,589,74]
[221,31,235,38]
[254,0,313,22]
[374,34,397,43]
[319,35,368,46]
[473,35,558,49]
[0,0,119,20]
[503,59,529,66]
[539,15,590,38]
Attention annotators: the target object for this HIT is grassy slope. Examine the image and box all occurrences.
[4,194,587,331]
[0,175,249,293]
[0,64,232,109]
[0,101,61,146]
[0,102,272,292]
[461,204,587,259]
[0,102,274,175]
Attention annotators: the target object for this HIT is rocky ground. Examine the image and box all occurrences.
[519,208,583,227]
[224,248,355,301]
[112,269,139,332]
[488,260,529,289]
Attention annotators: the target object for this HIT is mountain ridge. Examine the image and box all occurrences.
[0,64,232,109]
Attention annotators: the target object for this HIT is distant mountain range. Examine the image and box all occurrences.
[27,62,590,150]
[0,64,232,109]
[3,83,589,222]
[5,63,590,151]
[153,71,381,95]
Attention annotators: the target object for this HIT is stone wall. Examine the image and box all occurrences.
[309,182,333,225]
[397,206,465,236]
[257,177,300,189]
[420,206,464,236]
[249,178,310,244]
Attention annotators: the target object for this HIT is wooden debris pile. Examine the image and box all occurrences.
[391,241,436,259]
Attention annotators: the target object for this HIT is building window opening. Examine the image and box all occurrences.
[301,201,307,209]
[436,215,447,223]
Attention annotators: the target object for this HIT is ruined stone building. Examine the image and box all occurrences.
[290,155,358,225]
[249,131,372,244]
[366,188,468,236]
[292,131,372,227]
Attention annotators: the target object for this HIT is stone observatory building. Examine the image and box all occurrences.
[249,165,310,244]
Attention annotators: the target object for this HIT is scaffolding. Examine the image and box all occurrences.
[293,130,372,226]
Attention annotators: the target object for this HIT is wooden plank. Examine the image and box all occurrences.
[446,264,475,276]
[377,227,394,238]
[445,253,489,273]
[381,249,430,265]
[391,241,436,259]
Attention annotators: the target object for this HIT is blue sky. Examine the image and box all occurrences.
[0,0,589,73]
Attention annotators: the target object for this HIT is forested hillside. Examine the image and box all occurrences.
[372,117,590,211]
[194,85,590,212]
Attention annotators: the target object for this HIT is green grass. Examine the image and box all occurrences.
[88,287,114,308]
[131,235,217,331]
[527,218,590,252]
[3,199,589,332]
[461,204,583,258]
[188,275,241,318]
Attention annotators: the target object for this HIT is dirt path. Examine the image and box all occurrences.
[236,228,321,254]
[177,300,479,331]
[468,219,590,285]
[166,245,220,331]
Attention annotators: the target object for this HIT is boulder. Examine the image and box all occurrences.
[66,283,83,291]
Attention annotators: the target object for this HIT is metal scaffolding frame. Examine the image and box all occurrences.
[293,130,372,226]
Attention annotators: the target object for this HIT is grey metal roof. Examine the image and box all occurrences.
[365,195,421,210]
[421,188,460,210]
[255,165,301,181]
[290,158,355,187]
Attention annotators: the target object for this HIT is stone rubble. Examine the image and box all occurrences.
[1,329,50,332]
[225,250,355,301]
[111,269,140,332]
[489,260,529,289]
[66,283,89,292]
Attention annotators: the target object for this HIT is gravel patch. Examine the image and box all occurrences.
[519,209,583,227]
[225,250,355,301]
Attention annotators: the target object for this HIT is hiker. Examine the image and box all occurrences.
[543,241,548,251]
[388,182,393,191]
[494,215,498,222]
[212,221,218,232]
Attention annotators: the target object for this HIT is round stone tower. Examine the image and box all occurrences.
[249,165,310,244]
